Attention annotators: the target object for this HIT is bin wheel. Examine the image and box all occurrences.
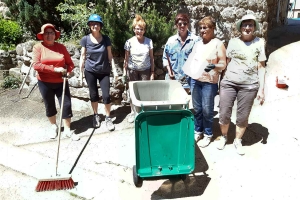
[180,174,187,181]
[133,165,143,187]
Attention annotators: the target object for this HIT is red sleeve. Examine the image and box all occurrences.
[60,45,74,73]
[32,44,55,73]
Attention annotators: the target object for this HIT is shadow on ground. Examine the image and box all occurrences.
[71,105,131,134]
[150,145,210,199]
[211,118,270,145]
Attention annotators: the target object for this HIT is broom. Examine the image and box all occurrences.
[35,72,75,192]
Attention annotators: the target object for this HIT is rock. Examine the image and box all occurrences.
[24,41,35,52]
[221,7,236,22]
[68,76,81,88]
[15,44,23,56]
[9,68,21,79]
[70,87,90,100]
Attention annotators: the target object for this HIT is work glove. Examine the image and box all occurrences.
[54,67,67,74]
[204,63,216,72]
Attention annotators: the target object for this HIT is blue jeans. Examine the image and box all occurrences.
[192,80,218,136]
[189,78,195,94]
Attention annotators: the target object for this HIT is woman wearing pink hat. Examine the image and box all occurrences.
[32,23,79,141]
[217,14,266,155]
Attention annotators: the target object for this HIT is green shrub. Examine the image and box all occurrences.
[0,43,16,51]
[140,8,176,52]
[0,19,22,45]
[1,74,21,89]
[94,0,176,56]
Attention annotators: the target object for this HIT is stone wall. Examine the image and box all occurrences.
[182,0,288,47]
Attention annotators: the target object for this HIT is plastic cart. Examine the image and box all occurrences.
[129,80,195,187]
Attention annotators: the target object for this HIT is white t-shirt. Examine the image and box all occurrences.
[124,36,153,71]
[183,38,223,83]
[224,37,266,84]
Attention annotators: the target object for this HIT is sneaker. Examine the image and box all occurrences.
[105,117,115,131]
[93,114,100,128]
[50,124,58,139]
[198,135,212,148]
[194,131,203,142]
[65,130,80,141]
[234,138,245,155]
[127,113,135,123]
[217,135,227,150]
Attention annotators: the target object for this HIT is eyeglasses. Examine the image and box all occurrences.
[177,22,188,27]
[199,26,208,30]
[241,24,254,28]
[44,32,55,35]
[134,28,144,31]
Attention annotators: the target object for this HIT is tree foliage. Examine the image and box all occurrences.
[3,0,182,54]
[91,0,178,56]
[3,0,87,40]
[56,0,96,41]
[3,0,64,38]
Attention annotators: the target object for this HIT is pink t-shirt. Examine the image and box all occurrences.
[32,42,74,83]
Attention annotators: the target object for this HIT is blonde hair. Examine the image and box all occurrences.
[198,16,216,29]
[132,14,146,30]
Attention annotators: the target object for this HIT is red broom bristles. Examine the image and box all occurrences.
[35,178,74,192]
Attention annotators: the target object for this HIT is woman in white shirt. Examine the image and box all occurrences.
[123,14,155,123]
[184,16,226,148]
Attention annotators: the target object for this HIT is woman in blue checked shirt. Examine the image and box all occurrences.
[162,13,200,93]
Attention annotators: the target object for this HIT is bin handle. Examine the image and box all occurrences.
[140,103,144,112]
[184,101,189,109]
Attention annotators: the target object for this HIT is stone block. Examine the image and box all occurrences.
[15,44,23,56]
[236,8,246,19]
[238,0,248,7]
[72,58,80,68]
[9,68,21,79]
[27,52,33,59]
[70,87,90,100]
[217,0,228,6]
[20,64,30,74]
[0,51,9,58]
[221,7,236,21]
[68,76,79,88]
[228,0,239,6]
[24,41,35,52]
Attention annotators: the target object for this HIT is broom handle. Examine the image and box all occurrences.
[55,74,67,176]
[166,53,175,80]
[19,63,33,94]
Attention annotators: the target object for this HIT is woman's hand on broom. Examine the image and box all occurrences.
[54,67,67,74]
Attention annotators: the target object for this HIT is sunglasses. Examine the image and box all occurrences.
[177,22,188,27]
[199,26,209,30]
[241,24,254,28]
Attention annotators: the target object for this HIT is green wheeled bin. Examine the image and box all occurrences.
[129,80,195,187]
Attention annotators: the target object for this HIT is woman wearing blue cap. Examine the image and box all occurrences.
[79,14,118,131]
